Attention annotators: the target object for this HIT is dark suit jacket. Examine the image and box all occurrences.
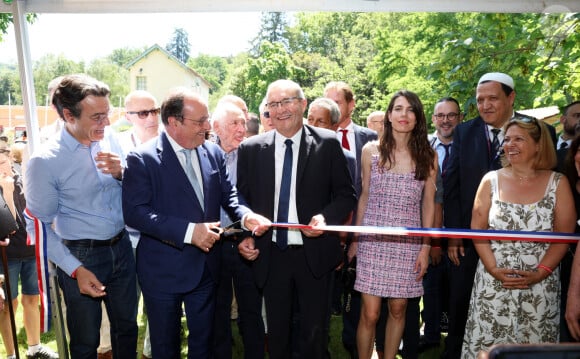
[353,124,378,197]
[444,115,557,230]
[237,125,357,287]
[122,132,250,293]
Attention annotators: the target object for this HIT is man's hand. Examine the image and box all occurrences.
[95,151,124,180]
[238,237,259,261]
[243,213,271,237]
[347,242,357,264]
[76,266,106,298]
[191,222,221,252]
[429,246,443,266]
[447,238,464,266]
[301,214,325,238]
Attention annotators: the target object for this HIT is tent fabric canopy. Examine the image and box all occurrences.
[0,0,579,13]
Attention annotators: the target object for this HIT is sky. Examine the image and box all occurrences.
[0,12,264,64]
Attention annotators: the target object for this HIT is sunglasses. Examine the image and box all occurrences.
[127,108,160,119]
[509,114,541,131]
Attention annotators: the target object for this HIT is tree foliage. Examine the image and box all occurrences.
[166,27,190,64]
[187,54,230,94]
[250,12,289,56]
[1,11,578,134]
[229,42,300,113]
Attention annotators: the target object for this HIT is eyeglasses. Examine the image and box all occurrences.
[180,116,209,127]
[127,108,160,119]
[265,97,300,110]
[89,110,112,124]
[509,114,541,131]
[434,112,459,121]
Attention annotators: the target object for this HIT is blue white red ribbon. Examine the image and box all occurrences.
[273,223,579,244]
[24,208,51,333]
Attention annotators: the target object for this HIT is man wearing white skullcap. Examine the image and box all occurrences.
[441,72,557,359]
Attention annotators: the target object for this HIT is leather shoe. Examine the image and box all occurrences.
[141,355,152,359]
[97,350,113,359]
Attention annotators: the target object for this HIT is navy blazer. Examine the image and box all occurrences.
[122,132,250,293]
[237,125,357,287]
[353,124,378,197]
[443,115,557,231]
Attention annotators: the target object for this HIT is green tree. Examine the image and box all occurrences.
[187,54,230,94]
[0,12,36,42]
[229,42,300,113]
[0,66,20,106]
[166,27,190,64]
[32,53,84,106]
[108,47,146,67]
[250,12,289,56]
[86,58,130,107]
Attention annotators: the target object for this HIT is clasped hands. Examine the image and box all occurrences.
[488,266,547,289]
[239,214,326,261]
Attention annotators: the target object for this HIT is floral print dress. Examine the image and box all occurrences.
[462,171,562,358]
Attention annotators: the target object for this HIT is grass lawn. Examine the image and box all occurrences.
[1,296,445,358]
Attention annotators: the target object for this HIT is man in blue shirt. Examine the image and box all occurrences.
[25,74,138,359]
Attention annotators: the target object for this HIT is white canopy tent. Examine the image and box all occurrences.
[0,0,578,153]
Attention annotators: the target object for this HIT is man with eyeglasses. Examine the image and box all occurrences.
[419,97,463,354]
[118,89,160,359]
[366,111,385,138]
[237,79,356,358]
[210,100,266,359]
[442,73,556,359]
[25,74,137,359]
[122,88,270,358]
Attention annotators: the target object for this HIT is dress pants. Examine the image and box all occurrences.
[143,262,215,359]
[442,244,478,359]
[264,245,331,359]
[213,240,265,359]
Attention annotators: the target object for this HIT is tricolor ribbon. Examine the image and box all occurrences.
[24,208,51,333]
[272,223,579,244]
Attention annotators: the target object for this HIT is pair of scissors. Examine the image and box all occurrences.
[211,220,244,238]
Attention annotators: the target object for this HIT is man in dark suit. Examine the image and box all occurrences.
[323,81,378,196]
[122,88,269,359]
[443,72,557,359]
[237,79,357,359]
[323,81,379,358]
[210,99,265,359]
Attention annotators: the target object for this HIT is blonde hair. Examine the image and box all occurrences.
[502,118,556,170]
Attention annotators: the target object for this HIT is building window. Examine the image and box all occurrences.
[136,76,147,90]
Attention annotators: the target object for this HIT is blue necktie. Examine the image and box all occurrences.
[441,143,451,177]
[276,139,293,250]
[181,149,204,210]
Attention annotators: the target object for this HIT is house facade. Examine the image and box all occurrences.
[126,44,211,105]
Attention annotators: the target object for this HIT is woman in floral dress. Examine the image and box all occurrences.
[349,90,437,359]
[463,116,576,358]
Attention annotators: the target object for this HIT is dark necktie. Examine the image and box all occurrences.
[276,139,293,250]
[490,128,501,159]
[441,143,451,177]
[560,142,569,150]
[181,149,204,210]
[340,129,350,150]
